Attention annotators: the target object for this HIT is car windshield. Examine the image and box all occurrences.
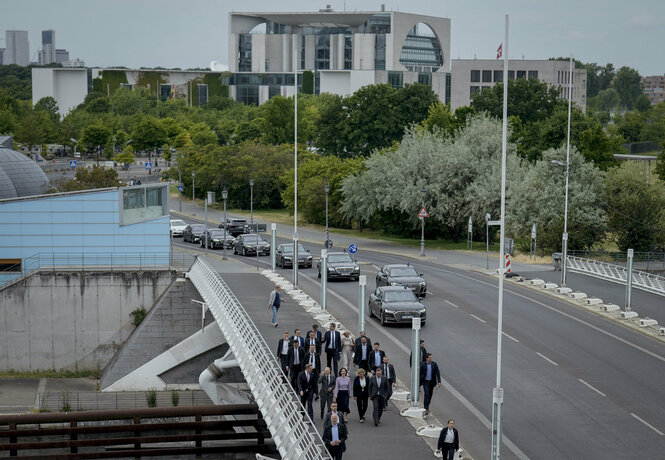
[208,230,226,237]
[328,254,353,263]
[384,291,418,302]
[191,225,206,231]
[171,220,186,226]
[388,267,418,277]
[282,244,306,254]
[244,235,263,242]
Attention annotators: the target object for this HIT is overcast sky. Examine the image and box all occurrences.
[2,0,663,75]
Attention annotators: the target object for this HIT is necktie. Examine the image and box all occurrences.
[328,375,330,385]
[385,365,390,379]
[310,354,314,366]
[307,373,310,383]
[294,350,299,365]
[331,333,334,348]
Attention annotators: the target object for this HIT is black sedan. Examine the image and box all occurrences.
[276,243,313,268]
[369,286,426,326]
[317,252,360,281]
[376,263,427,298]
[200,229,235,249]
[183,224,207,244]
[233,234,270,256]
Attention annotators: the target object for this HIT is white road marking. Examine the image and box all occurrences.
[372,264,381,270]
[444,300,460,309]
[578,379,606,397]
[502,332,519,343]
[631,413,664,436]
[470,314,486,324]
[536,352,558,366]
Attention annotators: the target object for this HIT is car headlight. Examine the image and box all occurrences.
[328,267,335,272]
[420,281,426,286]
[390,282,400,286]
[213,239,220,242]
[285,256,292,261]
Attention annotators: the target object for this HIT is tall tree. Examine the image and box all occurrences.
[611,66,642,110]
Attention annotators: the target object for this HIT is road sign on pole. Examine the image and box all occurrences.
[348,244,358,254]
[177,184,184,192]
[145,162,152,170]
[417,207,429,218]
[69,160,77,168]
[324,239,333,249]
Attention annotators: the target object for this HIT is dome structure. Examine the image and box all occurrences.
[0,148,50,199]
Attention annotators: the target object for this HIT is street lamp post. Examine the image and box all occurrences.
[324,183,330,247]
[560,55,574,287]
[191,171,196,203]
[222,190,228,261]
[249,179,255,229]
[293,37,299,286]
[419,188,426,257]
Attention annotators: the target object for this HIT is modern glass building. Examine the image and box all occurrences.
[228,8,450,105]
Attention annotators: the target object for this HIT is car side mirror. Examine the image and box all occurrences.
[420,274,424,277]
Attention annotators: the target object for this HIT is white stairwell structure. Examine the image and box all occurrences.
[567,256,665,297]
[187,257,331,460]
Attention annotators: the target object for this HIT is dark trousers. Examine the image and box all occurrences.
[300,390,314,420]
[327,445,343,460]
[441,442,455,460]
[326,349,339,375]
[422,380,436,410]
[371,395,385,423]
[356,394,369,420]
[279,354,289,375]
[357,359,369,373]
[289,364,302,389]
[320,393,333,418]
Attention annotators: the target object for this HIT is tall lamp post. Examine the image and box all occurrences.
[560,55,574,287]
[222,190,228,260]
[324,183,330,247]
[419,188,426,257]
[249,179,255,229]
[191,171,196,203]
[293,37,299,286]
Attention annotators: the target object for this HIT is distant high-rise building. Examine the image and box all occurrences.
[4,30,30,66]
[39,29,56,65]
[641,75,665,105]
[0,48,5,65]
[55,49,69,64]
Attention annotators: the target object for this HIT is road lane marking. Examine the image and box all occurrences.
[536,352,558,366]
[444,300,460,308]
[372,264,381,270]
[578,379,606,397]
[631,413,664,436]
[470,314,486,324]
[502,332,519,343]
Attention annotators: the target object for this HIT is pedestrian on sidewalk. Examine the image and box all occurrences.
[268,285,281,327]
[323,413,347,460]
[409,339,427,367]
[353,336,370,373]
[436,419,459,460]
[333,368,351,422]
[352,368,369,423]
[368,367,389,426]
[381,356,396,406]
[339,331,354,371]
[297,364,318,420]
[419,353,441,415]
[318,367,336,419]
[322,323,341,376]
[276,330,290,375]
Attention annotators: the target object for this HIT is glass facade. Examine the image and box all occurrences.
[375,34,386,70]
[160,84,172,102]
[344,34,352,70]
[363,14,391,33]
[418,72,432,86]
[399,23,444,72]
[388,71,403,89]
[238,34,252,72]
[120,185,167,226]
[315,34,331,70]
[236,85,259,105]
[197,84,208,106]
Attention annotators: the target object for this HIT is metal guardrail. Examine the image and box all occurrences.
[567,255,665,297]
[187,257,331,460]
[0,252,196,290]
[568,250,665,272]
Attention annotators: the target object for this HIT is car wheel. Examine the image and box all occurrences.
[233,246,238,255]
[380,311,386,326]
[307,262,312,268]
[317,269,321,279]
[242,247,247,256]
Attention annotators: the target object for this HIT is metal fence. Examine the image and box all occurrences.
[568,250,665,273]
[37,390,212,412]
[0,252,196,290]
[187,257,331,460]
[567,255,665,297]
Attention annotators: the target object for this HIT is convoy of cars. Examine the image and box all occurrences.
[368,285,427,326]
[220,218,249,236]
[233,233,271,256]
[375,263,427,298]
[316,252,360,281]
[182,224,207,243]
[169,219,188,237]
[275,243,313,268]
[200,229,235,249]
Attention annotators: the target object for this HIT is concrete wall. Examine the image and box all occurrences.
[32,68,88,117]
[0,270,175,372]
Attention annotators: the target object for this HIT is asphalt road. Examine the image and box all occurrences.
[173,214,665,459]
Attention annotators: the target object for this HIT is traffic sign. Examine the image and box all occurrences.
[177,184,184,192]
[417,207,429,218]
[488,220,501,226]
[145,162,152,170]
[348,244,358,254]
[69,160,77,168]
[325,239,334,249]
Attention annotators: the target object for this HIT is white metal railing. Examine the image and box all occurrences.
[567,255,665,297]
[187,257,331,460]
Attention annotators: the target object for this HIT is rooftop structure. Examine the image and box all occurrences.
[0,147,49,199]
[641,75,665,105]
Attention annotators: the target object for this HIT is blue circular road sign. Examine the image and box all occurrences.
[348,244,358,254]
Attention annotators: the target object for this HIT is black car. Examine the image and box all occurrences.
[183,224,207,243]
[276,243,313,268]
[200,229,235,249]
[369,286,426,326]
[233,233,270,256]
[316,252,360,281]
[375,263,427,298]
[220,218,248,236]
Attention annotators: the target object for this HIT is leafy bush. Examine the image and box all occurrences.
[130,307,147,327]
[145,389,157,408]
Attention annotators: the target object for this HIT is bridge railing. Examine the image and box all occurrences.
[187,257,331,460]
[567,255,665,297]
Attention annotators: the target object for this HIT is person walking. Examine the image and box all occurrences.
[318,367,336,419]
[353,331,372,349]
[276,330,291,375]
[333,368,351,422]
[419,353,441,415]
[306,330,322,355]
[323,401,347,429]
[323,413,347,460]
[322,323,342,376]
[368,367,389,426]
[352,368,370,423]
[290,328,305,348]
[353,336,370,373]
[436,419,459,460]
[267,285,281,327]
[287,340,305,389]
[381,356,396,406]
[369,342,385,374]
[339,331,354,371]
[409,339,428,367]
[304,344,321,375]
[297,364,318,420]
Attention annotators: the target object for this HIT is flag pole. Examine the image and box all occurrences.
[491,13,509,460]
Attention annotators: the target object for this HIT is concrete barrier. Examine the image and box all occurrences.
[620,311,639,319]
[416,425,443,438]
[601,304,621,312]
[569,292,587,300]
[528,279,545,286]
[585,298,603,305]
[542,283,558,289]
[639,318,658,327]
[555,287,572,294]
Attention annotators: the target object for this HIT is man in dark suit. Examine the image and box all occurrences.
[323,401,346,429]
[368,367,390,426]
[306,330,322,355]
[322,413,347,460]
[287,340,305,389]
[318,367,336,419]
[290,328,305,348]
[409,339,428,367]
[276,330,291,375]
[297,364,318,420]
[381,356,396,404]
[419,353,441,415]
[321,323,341,376]
[307,324,323,343]
[353,331,371,348]
[368,342,385,374]
[436,419,460,460]
[304,344,321,375]
[353,336,371,373]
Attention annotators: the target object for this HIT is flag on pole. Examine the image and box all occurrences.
[170,84,175,100]
[497,43,503,59]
